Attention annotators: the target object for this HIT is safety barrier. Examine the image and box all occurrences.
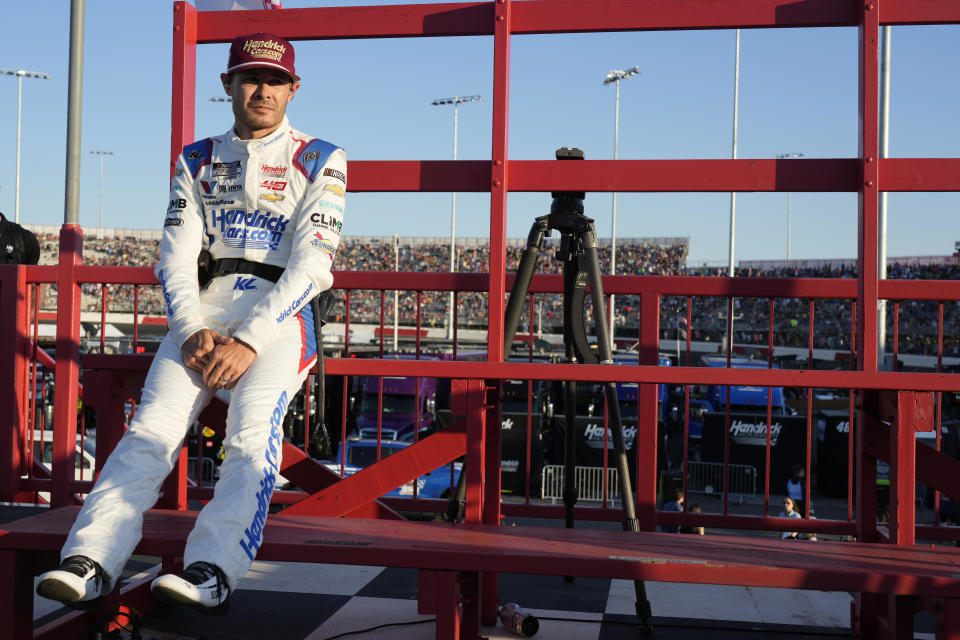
[685,461,759,504]
[540,464,621,503]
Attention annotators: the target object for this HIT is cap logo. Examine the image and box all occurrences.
[242,39,286,62]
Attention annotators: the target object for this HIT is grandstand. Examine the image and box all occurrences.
[26,228,960,359]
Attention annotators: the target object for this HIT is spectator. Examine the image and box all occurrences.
[787,464,805,517]
[680,503,705,535]
[779,497,802,539]
[660,487,684,533]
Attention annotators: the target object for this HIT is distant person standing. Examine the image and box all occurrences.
[786,464,805,517]
[0,211,40,265]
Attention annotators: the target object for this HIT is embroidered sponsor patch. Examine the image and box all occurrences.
[323,183,345,197]
[259,193,285,202]
[310,212,342,234]
[212,209,289,251]
[238,390,287,562]
[322,167,345,184]
[276,283,314,324]
[317,200,344,214]
[213,160,242,178]
[234,276,257,290]
[261,164,287,177]
[260,180,287,191]
[310,232,337,258]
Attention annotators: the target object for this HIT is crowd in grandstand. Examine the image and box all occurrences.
[33,231,960,358]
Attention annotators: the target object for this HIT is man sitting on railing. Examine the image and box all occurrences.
[36,32,345,615]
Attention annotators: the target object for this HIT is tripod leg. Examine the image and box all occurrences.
[502,217,548,353]
[444,464,467,523]
[560,256,580,583]
[580,225,654,635]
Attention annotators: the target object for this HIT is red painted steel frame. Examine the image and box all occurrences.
[3,0,960,638]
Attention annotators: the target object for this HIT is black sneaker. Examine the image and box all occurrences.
[36,555,106,610]
[150,561,230,616]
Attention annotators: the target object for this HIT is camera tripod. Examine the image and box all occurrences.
[446,148,653,635]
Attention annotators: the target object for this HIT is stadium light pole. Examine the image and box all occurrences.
[878,26,892,368]
[776,152,803,262]
[603,66,641,353]
[1,68,51,223]
[728,30,741,278]
[726,30,742,355]
[393,234,400,352]
[90,150,113,229]
[432,95,482,340]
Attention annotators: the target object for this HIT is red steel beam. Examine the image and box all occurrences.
[195,3,492,41]
[508,158,858,192]
[881,0,960,25]
[281,422,467,516]
[856,1,880,373]
[51,228,84,508]
[487,0,510,364]
[881,158,960,191]
[324,359,960,392]
[347,158,960,193]
[171,2,197,177]
[511,0,859,32]
[0,267,28,497]
[186,0,960,45]
[889,391,918,546]
[55,266,960,303]
[193,1,862,43]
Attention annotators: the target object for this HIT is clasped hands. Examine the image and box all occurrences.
[181,328,256,389]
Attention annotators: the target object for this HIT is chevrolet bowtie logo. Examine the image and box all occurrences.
[259,193,285,202]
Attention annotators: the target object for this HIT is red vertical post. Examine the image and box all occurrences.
[856,0,880,373]
[52,227,84,508]
[171,1,197,176]
[483,1,510,619]
[0,549,33,640]
[636,292,659,529]
[487,0,511,364]
[460,377,487,639]
[159,0,197,511]
[463,378,486,525]
[0,266,28,497]
[481,380,501,626]
[853,15,880,629]
[889,390,917,546]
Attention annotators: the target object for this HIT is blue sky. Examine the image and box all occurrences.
[0,1,957,265]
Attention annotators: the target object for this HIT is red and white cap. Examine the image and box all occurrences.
[226,32,299,81]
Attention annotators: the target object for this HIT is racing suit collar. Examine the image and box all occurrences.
[226,116,290,154]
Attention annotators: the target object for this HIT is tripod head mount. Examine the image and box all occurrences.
[548,147,594,261]
[550,146,586,210]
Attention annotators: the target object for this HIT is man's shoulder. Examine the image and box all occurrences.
[180,137,220,179]
[288,129,342,183]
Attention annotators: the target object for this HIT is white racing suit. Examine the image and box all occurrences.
[61,116,346,591]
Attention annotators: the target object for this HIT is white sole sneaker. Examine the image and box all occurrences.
[150,562,230,616]
[36,555,105,611]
